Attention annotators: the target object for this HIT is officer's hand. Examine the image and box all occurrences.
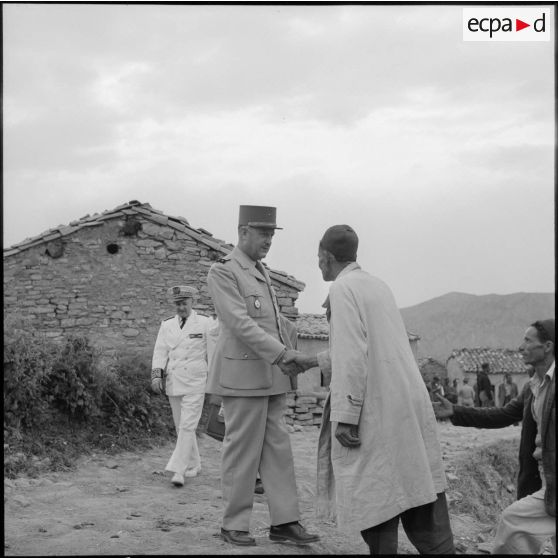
[283,350,318,371]
[151,377,164,394]
[433,394,454,418]
[335,423,361,448]
[278,360,304,377]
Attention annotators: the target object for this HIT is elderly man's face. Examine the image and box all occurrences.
[239,226,274,261]
[318,247,334,281]
[519,326,551,366]
[175,298,193,319]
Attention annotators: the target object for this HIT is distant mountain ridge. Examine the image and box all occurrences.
[400,292,555,363]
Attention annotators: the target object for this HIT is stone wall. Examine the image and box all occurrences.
[285,390,328,429]
[3,216,300,362]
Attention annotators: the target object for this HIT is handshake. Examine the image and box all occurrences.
[277,350,318,378]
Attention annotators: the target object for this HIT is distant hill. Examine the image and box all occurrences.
[400,292,555,363]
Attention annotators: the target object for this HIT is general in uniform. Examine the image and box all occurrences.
[206,205,319,547]
[151,285,218,487]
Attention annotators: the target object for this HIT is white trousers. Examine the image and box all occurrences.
[165,393,205,475]
[492,487,556,554]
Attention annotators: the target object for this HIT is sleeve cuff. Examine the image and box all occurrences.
[330,410,360,425]
[272,347,287,365]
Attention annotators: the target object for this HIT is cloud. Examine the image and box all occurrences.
[3,4,554,312]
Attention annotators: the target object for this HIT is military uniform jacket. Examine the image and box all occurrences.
[206,246,293,396]
[151,310,217,396]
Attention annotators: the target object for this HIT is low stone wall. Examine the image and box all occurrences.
[285,390,328,430]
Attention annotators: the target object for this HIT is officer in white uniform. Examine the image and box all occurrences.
[151,285,218,487]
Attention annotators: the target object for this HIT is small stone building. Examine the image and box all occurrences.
[446,348,530,406]
[418,357,448,385]
[294,313,421,392]
[3,201,304,362]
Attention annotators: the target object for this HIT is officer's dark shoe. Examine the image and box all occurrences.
[254,478,265,494]
[269,522,320,544]
[220,528,256,546]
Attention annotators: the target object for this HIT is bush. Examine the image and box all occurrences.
[99,353,175,439]
[45,336,104,422]
[3,320,175,478]
[3,314,59,431]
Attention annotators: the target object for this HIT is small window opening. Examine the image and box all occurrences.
[45,241,64,259]
[120,218,142,237]
[106,243,120,254]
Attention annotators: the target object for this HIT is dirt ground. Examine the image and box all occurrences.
[4,422,522,556]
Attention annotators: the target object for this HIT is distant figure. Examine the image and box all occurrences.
[476,363,494,407]
[444,378,458,404]
[498,373,519,407]
[457,378,475,407]
[430,376,445,398]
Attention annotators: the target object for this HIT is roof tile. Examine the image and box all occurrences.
[296,313,421,341]
[3,200,305,292]
[447,348,529,374]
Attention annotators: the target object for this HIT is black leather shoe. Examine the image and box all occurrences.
[269,522,320,544]
[254,478,265,494]
[220,528,256,546]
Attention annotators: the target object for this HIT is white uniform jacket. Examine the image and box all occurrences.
[152,310,219,396]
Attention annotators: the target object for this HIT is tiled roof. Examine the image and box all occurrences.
[3,200,305,291]
[296,313,329,339]
[296,313,421,341]
[446,348,529,374]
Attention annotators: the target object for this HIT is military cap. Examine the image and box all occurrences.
[167,285,198,301]
[239,205,282,229]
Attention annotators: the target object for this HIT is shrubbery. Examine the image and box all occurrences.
[3,314,175,477]
[4,316,59,433]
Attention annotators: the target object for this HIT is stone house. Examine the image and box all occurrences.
[446,348,530,406]
[418,357,448,386]
[3,200,304,362]
[294,313,421,392]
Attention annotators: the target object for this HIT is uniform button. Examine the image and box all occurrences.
[243,354,248,359]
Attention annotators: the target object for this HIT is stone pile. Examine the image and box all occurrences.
[285,390,328,430]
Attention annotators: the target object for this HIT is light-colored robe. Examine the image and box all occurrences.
[316,262,447,535]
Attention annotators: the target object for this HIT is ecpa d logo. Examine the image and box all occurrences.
[463,8,551,41]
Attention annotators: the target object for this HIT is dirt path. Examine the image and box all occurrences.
[4,422,521,555]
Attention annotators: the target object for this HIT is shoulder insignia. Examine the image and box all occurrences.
[197,313,208,318]
[163,315,175,322]
[216,257,230,264]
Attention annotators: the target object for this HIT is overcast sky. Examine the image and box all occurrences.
[3,3,555,313]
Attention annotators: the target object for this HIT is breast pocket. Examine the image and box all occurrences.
[244,291,265,318]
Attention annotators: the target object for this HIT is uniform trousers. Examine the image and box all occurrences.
[166,393,205,475]
[360,492,455,555]
[492,487,556,554]
[221,394,300,531]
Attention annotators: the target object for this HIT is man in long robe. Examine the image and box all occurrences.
[285,225,454,554]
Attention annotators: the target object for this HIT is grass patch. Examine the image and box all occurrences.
[447,438,518,524]
[4,406,177,479]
